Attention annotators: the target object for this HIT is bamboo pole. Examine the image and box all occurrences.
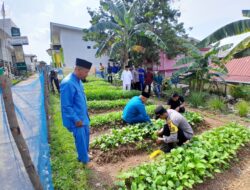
[0,75,43,190]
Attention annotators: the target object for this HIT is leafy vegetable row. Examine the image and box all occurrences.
[90,105,156,127]
[183,111,203,126]
[91,120,164,151]
[91,112,203,150]
[90,108,203,128]
[117,123,250,190]
[88,99,153,110]
[86,89,140,100]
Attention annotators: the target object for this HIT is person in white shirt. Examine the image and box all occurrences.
[121,65,133,91]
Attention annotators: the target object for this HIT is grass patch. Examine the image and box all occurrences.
[235,100,249,117]
[208,97,226,112]
[49,94,90,190]
[187,92,208,108]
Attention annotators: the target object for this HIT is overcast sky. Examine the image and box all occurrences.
[3,0,250,63]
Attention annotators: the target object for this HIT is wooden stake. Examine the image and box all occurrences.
[0,75,43,190]
[43,69,50,143]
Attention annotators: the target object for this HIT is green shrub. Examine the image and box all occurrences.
[187,92,208,108]
[163,87,183,99]
[229,85,250,100]
[208,97,226,111]
[50,95,89,190]
[235,101,249,117]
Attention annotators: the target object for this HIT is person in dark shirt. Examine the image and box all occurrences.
[50,69,60,94]
[167,92,185,113]
[107,62,113,83]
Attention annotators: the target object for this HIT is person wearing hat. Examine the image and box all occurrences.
[60,58,92,166]
[121,65,133,91]
[122,91,151,124]
[167,92,186,113]
[154,105,193,152]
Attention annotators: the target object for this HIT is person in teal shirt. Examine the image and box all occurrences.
[60,58,92,165]
[122,92,151,124]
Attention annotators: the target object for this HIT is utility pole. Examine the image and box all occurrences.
[0,75,43,190]
[1,2,10,77]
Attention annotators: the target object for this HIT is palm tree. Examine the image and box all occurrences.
[198,10,250,62]
[88,0,166,68]
[174,43,230,91]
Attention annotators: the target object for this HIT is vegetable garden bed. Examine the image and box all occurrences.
[116,123,250,190]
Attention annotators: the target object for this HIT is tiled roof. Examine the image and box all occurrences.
[224,56,250,84]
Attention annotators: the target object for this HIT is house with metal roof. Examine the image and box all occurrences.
[223,56,250,84]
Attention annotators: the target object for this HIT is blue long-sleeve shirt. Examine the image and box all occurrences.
[138,68,145,83]
[60,73,90,132]
[122,96,150,124]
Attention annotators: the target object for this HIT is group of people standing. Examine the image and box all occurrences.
[99,62,120,81]
[121,65,163,98]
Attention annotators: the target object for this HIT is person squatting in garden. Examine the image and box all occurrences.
[122,91,151,124]
[167,92,186,113]
[60,58,92,167]
[154,105,193,152]
[50,69,60,94]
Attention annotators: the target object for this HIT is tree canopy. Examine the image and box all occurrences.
[83,0,187,67]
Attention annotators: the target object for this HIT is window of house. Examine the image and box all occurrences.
[87,46,91,49]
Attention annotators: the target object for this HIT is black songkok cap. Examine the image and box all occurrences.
[155,105,167,119]
[141,91,150,98]
[76,58,92,69]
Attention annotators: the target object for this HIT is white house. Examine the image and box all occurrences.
[24,54,37,72]
[49,22,109,71]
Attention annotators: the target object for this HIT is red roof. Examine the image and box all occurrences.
[224,56,250,84]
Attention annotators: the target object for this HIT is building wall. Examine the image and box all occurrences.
[153,52,186,78]
[24,56,36,72]
[60,29,109,69]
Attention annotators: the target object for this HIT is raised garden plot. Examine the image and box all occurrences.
[116,123,250,190]
[90,112,204,164]
[90,105,157,128]
[88,99,153,113]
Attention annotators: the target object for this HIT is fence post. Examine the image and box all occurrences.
[0,75,43,190]
[43,69,50,143]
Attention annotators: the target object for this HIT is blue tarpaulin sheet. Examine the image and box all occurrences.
[0,74,53,190]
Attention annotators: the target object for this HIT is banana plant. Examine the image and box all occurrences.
[87,0,166,68]
[198,10,250,61]
[173,43,230,91]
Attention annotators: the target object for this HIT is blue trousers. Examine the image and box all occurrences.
[139,81,144,91]
[72,126,90,164]
[125,114,148,124]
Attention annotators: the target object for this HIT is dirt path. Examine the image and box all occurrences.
[15,74,38,86]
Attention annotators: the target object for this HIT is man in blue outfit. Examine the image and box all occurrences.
[60,58,92,166]
[122,91,151,124]
[138,66,145,91]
